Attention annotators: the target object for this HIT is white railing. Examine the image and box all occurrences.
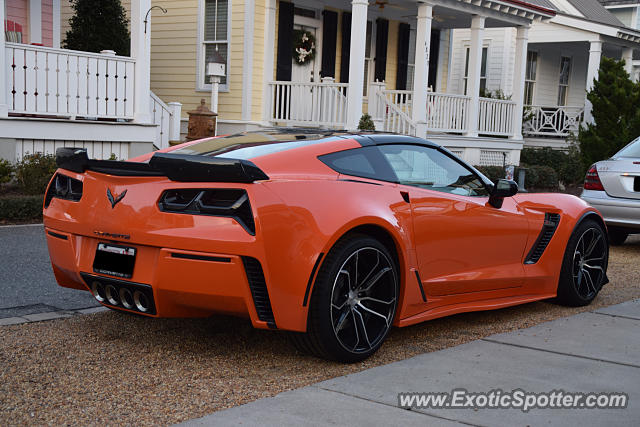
[268,79,348,128]
[373,88,415,135]
[5,43,135,120]
[523,105,585,137]
[478,97,516,137]
[150,91,172,149]
[427,92,470,133]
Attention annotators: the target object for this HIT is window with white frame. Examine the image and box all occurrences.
[202,0,229,88]
[557,56,571,106]
[524,51,537,105]
[463,47,488,96]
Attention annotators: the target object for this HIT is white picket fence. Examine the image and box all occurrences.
[5,42,135,119]
[268,79,348,127]
[523,105,585,137]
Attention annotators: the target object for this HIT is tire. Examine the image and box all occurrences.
[556,219,609,307]
[292,234,399,362]
[608,228,628,246]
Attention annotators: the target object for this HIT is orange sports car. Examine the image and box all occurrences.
[44,130,609,362]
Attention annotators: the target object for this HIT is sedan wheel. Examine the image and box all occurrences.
[291,234,399,362]
[557,219,609,306]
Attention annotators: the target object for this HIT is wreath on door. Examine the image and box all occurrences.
[292,29,316,65]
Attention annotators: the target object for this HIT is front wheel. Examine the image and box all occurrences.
[292,234,399,362]
[556,219,609,307]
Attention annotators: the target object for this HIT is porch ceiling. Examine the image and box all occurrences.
[368,0,554,28]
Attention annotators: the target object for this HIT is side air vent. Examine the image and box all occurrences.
[242,257,276,328]
[525,213,561,264]
[158,188,255,234]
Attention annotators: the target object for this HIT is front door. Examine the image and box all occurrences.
[289,16,322,122]
[377,144,530,296]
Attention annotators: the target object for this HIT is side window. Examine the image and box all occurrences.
[319,146,397,182]
[378,145,489,197]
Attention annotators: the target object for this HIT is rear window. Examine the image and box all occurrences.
[172,131,342,160]
[319,146,398,182]
[615,137,640,158]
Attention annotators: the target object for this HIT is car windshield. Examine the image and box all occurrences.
[615,136,640,158]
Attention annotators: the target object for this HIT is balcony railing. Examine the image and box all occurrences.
[371,87,517,138]
[5,43,135,120]
[523,105,584,137]
[267,79,348,128]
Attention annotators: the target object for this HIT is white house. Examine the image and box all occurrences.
[1,0,181,162]
[448,0,640,150]
[599,0,640,79]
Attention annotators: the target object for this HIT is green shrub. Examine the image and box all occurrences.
[522,165,558,190]
[358,114,376,131]
[475,165,505,183]
[520,146,584,185]
[15,153,57,195]
[0,195,43,221]
[578,57,640,168]
[0,159,14,184]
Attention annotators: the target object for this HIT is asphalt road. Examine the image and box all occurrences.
[0,224,98,318]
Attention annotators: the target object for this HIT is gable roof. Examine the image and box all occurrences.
[564,0,626,26]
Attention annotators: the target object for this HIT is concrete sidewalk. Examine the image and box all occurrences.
[182,300,640,426]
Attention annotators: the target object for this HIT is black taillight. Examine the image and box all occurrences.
[44,173,83,208]
[158,188,256,234]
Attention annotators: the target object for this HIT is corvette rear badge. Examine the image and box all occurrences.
[107,188,127,208]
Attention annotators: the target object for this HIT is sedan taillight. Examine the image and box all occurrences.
[44,173,83,208]
[158,188,256,234]
[584,165,605,191]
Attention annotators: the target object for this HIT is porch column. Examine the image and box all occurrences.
[464,15,485,138]
[262,0,277,123]
[346,0,369,131]
[411,2,433,138]
[0,0,8,117]
[29,0,42,44]
[510,26,529,141]
[131,0,152,123]
[584,39,602,124]
[623,47,634,78]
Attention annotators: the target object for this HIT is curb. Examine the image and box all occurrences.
[0,306,108,326]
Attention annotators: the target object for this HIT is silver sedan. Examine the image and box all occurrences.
[581,137,640,245]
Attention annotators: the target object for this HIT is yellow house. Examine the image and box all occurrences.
[54,1,554,165]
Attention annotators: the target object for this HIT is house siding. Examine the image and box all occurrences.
[450,28,513,96]
[42,0,54,47]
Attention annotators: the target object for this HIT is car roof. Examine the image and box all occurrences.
[171,128,440,161]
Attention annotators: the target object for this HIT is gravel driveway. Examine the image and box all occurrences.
[1,236,639,426]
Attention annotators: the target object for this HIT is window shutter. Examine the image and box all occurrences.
[375,18,389,83]
[321,10,338,78]
[276,1,294,81]
[340,12,351,83]
[396,23,410,90]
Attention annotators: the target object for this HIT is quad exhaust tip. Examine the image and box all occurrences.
[87,277,154,315]
[133,290,150,313]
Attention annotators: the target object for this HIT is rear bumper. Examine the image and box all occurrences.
[580,190,640,231]
[45,227,277,329]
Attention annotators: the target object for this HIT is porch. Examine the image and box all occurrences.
[1,0,181,161]
[262,0,555,166]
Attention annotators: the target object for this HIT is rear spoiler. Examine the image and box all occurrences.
[55,147,269,183]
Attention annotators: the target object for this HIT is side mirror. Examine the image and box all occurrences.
[488,179,518,209]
